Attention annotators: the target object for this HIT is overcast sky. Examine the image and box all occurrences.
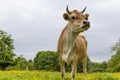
[0,0,120,62]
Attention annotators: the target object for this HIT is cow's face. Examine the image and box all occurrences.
[63,6,90,33]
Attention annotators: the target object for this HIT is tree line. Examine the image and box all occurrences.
[0,30,120,72]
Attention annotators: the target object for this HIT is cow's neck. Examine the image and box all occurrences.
[63,23,78,53]
[67,23,76,45]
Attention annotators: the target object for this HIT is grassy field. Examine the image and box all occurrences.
[0,71,120,80]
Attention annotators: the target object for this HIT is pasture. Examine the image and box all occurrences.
[0,71,120,80]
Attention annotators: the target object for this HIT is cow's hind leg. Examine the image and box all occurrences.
[83,59,87,80]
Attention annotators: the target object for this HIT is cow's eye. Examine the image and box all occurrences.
[71,16,76,19]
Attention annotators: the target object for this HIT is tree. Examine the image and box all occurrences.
[91,61,108,72]
[0,30,15,70]
[107,50,120,72]
[107,39,120,72]
[27,59,34,71]
[34,51,59,71]
[111,39,120,52]
[13,55,28,70]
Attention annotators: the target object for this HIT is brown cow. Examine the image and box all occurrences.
[57,6,90,80]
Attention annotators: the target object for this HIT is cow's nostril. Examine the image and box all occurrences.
[83,21,87,24]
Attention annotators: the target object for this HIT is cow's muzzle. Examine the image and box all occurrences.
[81,20,90,30]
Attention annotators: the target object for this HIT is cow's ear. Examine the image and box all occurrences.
[63,13,69,20]
[85,13,89,20]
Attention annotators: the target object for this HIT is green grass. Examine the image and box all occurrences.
[0,71,120,80]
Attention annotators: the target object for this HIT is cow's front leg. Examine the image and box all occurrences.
[71,57,78,80]
[59,59,65,80]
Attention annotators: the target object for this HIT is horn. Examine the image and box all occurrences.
[66,5,70,14]
[81,6,87,13]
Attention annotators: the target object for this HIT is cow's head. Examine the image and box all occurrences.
[63,5,90,33]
